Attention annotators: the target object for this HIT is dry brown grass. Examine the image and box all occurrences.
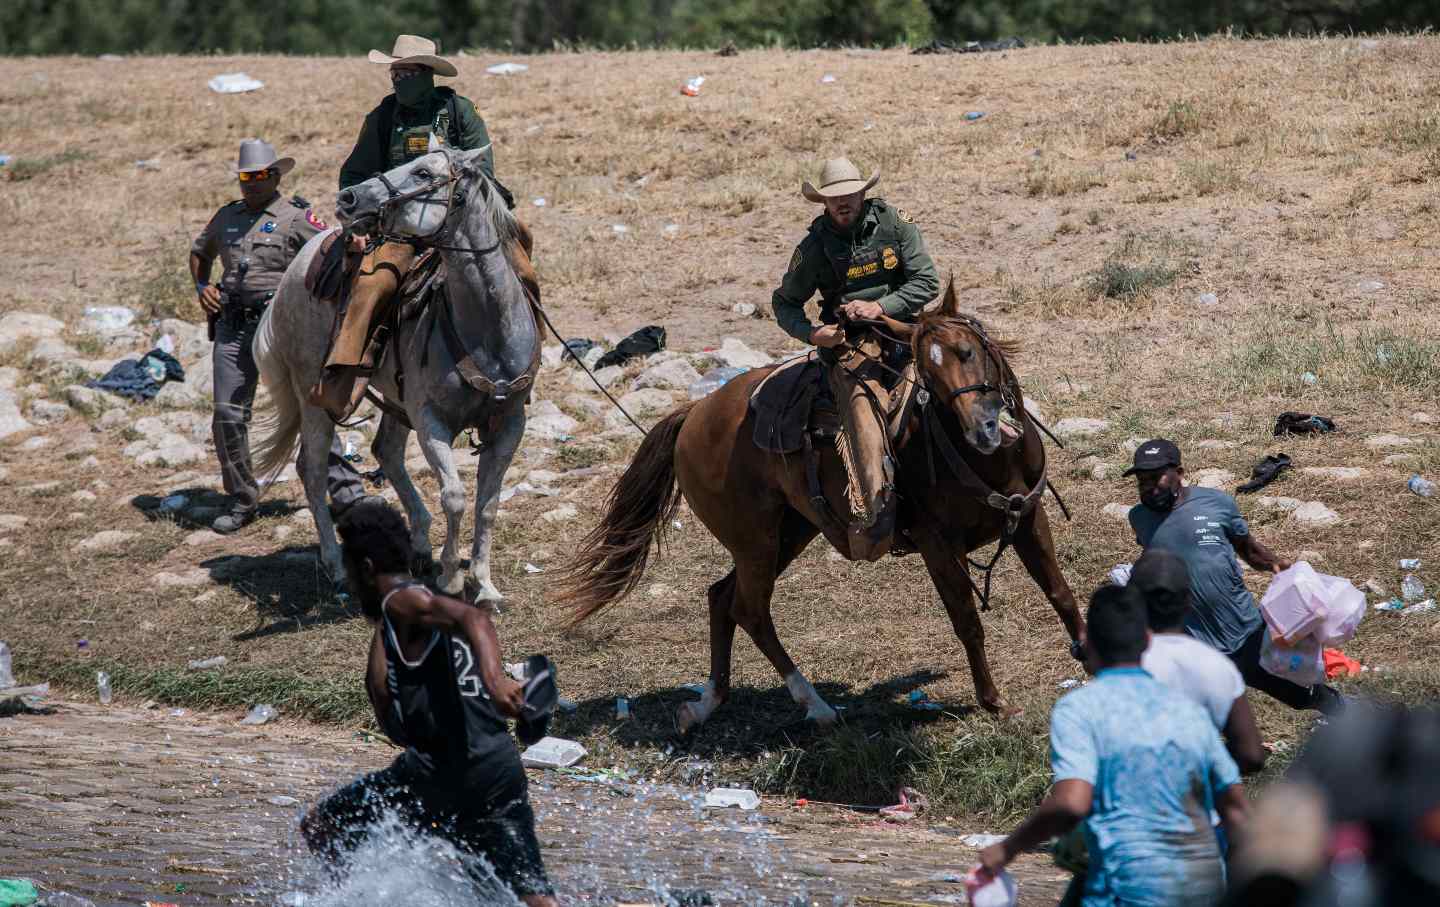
[3,36,1440,819]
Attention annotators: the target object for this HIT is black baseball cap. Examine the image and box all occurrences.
[1122,438,1182,477]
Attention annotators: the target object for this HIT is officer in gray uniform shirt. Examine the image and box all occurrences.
[189,139,366,534]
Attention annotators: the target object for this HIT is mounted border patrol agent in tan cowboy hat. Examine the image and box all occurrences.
[367,34,459,77]
[770,155,940,561]
[801,158,881,203]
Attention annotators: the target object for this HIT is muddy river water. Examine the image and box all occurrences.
[0,701,1066,905]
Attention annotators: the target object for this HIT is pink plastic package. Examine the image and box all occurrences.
[1260,562,1364,646]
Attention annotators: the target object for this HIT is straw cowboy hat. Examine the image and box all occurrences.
[368,34,458,78]
[233,138,294,176]
[801,157,880,203]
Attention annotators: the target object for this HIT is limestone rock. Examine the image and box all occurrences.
[125,433,206,468]
[1054,418,1111,439]
[0,389,31,439]
[28,337,79,366]
[1365,434,1416,449]
[184,529,223,546]
[606,388,674,430]
[0,312,64,354]
[1291,501,1340,528]
[75,529,139,552]
[70,489,96,504]
[1022,399,1044,423]
[28,399,72,425]
[568,365,624,392]
[1411,412,1435,425]
[1189,468,1235,489]
[0,515,28,532]
[1383,453,1417,466]
[98,409,130,430]
[20,436,51,451]
[526,400,578,442]
[1101,502,1131,522]
[153,567,212,589]
[715,338,773,369]
[1300,466,1369,481]
[562,393,605,421]
[541,504,579,523]
[153,380,207,409]
[1257,496,1302,511]
[154,318,212,365]
[64,384,125,415]
[633,357,701,392]
[731,302,758,317]
[1194,439,1237,451]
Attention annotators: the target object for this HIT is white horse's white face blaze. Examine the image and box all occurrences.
[929,341,944,368]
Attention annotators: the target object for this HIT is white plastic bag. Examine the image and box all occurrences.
[966,868,1019,907]
[1259,633,1326,687]
[1260,562,1365,645]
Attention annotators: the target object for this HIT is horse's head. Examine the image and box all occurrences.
[889,277,1017,455]
[335,141,490,240]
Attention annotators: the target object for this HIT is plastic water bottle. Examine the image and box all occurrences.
[1402,574,1426,603]
[0,641,14,689]
[96,671,112,705]
[615,697,630,720]
[704,788,761,809]
[1409,475,1435,498]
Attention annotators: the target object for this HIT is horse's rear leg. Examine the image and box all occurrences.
[371,414,433,575]
[913,527,1014,717]
[415,406,466,596]
[466,406,525,608]
[1012,506,1085,648]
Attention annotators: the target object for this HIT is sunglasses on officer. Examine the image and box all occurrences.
[237,168,275,183]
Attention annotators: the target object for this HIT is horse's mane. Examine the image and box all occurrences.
[914,310,1022,361]
[472,168,519,252]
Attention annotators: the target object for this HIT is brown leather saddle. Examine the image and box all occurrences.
[749,353,832,454]
[304,231,363,304]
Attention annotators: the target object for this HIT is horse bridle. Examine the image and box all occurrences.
[372,145,492,246]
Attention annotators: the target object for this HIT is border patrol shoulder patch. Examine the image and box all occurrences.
[897,208,914,224]
[788,247,803,273]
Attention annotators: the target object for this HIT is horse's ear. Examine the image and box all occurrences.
[426,132,444,153]
[939,272,959,316]
[457,143,494,175]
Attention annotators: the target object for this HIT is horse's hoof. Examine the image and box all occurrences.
[984,702,1024,721]
[438,572,464,596]
[806,704,841,727]
[675,703,703,736]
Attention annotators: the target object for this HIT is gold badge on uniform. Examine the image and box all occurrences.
[882,247,899,270]
[788,248,803,273]
[406,134,430,155]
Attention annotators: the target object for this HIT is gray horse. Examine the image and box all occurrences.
[250,145,537,604]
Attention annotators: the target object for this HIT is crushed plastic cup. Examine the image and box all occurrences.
[704,787,761,810]
[0,641,13,690]
[1108,563,1133,586]
[524,563,544,574]
[1401,558,1422,570]
[96,670,112,705]
[521,736,587,769]
[1301,372,1318,386]
[1402,574,1426,603]
[188,655,226,670]
[1403,599,1436,615]
[966,867,1019,907]
[681,76,706,97]
[1375,598,1405,612]
[240,704,277,725]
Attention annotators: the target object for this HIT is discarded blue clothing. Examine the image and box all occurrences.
[86,348,185,401]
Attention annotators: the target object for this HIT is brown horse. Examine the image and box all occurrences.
[558,280,1084,732]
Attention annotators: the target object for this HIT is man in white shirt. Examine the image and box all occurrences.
[1134,549,1267,775]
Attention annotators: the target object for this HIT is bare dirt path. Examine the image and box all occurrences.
[0,700,1068,905]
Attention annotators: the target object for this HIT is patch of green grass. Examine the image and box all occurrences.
[1024,163,1105,198]
[1087,233,1180,300]
[1153,100,1204,139]
[121,235,202,322]
[1215,321,1440,398]
[5,148,93,182]
[39,656,372,725]
[1379,114,1440,152]
[1180,159,1241,197]
[554,442,612,470]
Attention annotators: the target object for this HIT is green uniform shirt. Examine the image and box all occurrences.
[192,193,328,299]
[338,87,494,190]
[770,198,940,344]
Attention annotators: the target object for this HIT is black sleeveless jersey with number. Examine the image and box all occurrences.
[380,605,510,767]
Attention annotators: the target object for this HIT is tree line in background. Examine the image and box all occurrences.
[2,0,1436,55]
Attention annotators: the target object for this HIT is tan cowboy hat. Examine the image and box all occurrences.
[368,34,458,78]
[233,138,294,176]
[801,157,880,203]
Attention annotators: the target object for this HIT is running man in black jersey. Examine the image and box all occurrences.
[301,500,558,905]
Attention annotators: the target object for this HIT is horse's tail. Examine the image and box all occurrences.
[557,403,693,627]
[248,304,304,480]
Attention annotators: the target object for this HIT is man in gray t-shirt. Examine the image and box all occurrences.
[1124,439,1343,714]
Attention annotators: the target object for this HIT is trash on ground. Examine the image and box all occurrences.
[240,703,276,725]
[267,794,301,807]
[523,563,544,574]
[86,347,184,402]
[966,867,1019,907]
[615,697,630,719]
[95,671,112,705]
[1196,292,1219,306]
[1108,563,1132,586]
[595,325,666,369]
[1403,599,1436,615]
[80,305,135,333]
[0,878,39,907]
[170,708,187,717]
[157,494,188,514]
[556,697,577,713]
[907,689,929,704]
[342,440,362,462]
[913,37,1025,54]
[207,72,263,94]
[1402,574,1426,603]
[485,62,528,75]
[1237,453,1291,494]
[560,338,599,362]
[961,833,1007,848]
[1375,598,1405,612]
[1400,558,1422,570]
[964,111,985,121]
[0,641,12,690]
[820,74,837,83]
[0,155,11,168]
[188,656,226,670]
[37,892,97,907]
[135,158,161,172]
[1323,648,1362,679]
[610,224,629,234]
[878,786,929,823]
[1409,475,1435,498]
[688,366,748,400]
[1300,372,1318,386]
[1057,678,1080,689]
[1259,634,1325,687]
[532,197,547,207]
[1274,411,1336,436]
[704,787,761,810]
[680,682,707,695]
[731,302,757,317]
[681,76,705,97]
[521,736,587,769]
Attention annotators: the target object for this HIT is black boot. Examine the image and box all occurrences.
[212,505,256,535]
